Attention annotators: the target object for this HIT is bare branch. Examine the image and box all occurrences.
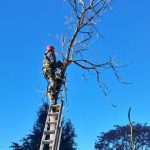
[71,59,114,69]
[65,0,111,60]
[68,0,80,19]
[128,107,134,150]
[53,0,128,101]
[67,58,126,95]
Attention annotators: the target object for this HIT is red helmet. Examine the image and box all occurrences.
[46,45,55,51]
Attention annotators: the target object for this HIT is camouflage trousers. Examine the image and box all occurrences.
[43,67,57,105]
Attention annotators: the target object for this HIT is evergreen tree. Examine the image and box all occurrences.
[10,102,77,150]
[10,143,21,150]
[29,102,49,149]
[10,102,49,150]
[60,119,77,150]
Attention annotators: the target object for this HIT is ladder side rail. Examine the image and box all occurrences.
[57,127,62,150]
[40,106,51,150]
[53,101,64,150]
[54,80,66,150]
[56,112,63,150]
[53,127,60,150]
[54,112,63,150]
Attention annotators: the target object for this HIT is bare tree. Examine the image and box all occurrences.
[52,0,126,101]
[42,1,127,148]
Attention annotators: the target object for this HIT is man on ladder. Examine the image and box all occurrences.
[41,45,65,150]
[42,45,64,105]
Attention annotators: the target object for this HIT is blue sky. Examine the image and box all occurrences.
[0,0,150,150]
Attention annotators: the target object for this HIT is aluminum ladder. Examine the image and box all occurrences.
[39,101,64,150]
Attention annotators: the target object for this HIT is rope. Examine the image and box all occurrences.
[63,74,70,121]
[65,85,70,121]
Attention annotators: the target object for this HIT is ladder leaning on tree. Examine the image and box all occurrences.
[39,85,65,150]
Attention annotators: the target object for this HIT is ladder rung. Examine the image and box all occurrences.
[47,121,57,125]
[44,130,55,135]
[42,140,53,145]
[40,102,64,150]
[48,112,59,116]
[51,104,60,108]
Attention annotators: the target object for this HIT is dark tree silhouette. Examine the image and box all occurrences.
[60,119,77,150]
[10,102,77,150]
[10,143,21,150]
[95,123,150,150]
[10,102,48,150]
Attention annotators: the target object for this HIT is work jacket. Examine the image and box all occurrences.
[43,51,58,69]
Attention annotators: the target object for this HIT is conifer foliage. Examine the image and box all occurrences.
[10,102,77,150]
[60,119,77,150]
